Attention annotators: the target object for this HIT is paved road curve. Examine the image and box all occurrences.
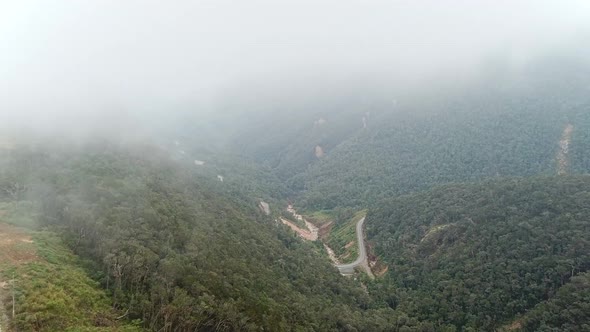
[335,217,371,276]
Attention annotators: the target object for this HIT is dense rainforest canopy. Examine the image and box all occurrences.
[366,176,590,330]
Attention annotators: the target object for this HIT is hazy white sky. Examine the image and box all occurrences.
[1,0,590,125]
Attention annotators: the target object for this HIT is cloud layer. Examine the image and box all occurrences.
[1,1,589,128]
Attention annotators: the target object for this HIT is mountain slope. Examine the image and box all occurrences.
[520,271,590,331]
[0,142,406,331]
[297,62,590,209]
[366,176,590,330]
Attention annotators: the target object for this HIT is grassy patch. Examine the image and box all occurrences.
[0,229,142,332]
[304,210,336,226]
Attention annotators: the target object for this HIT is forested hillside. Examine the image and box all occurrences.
[300,106,565,209]
[298,61,590,209]
[0,142,408,331]
[521,271,590,331]
[366,176,590,330]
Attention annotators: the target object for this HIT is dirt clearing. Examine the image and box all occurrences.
[0,223,37,266]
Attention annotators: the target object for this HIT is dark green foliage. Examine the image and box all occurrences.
[299,100,584,209]
[366,176,590,330]
[522,272,590,331]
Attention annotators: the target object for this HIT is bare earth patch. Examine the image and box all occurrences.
[280,218,318,241]
[557,123,574,175]
[283,205,319,241]
[317,221,333,239]
[0,223,38,265]
[323,244,340,265]
[314,145,325,158]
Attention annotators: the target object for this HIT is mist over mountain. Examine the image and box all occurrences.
[2,2,590,332]
[2,1,590,131]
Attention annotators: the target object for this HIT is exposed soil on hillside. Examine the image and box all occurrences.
[280,217,318,241]
[314,145,325,158]
[557,124,574,175]
[0,223,37,265]
[282,205,319,241]
[317,221,333,239]
[323,244,340,265]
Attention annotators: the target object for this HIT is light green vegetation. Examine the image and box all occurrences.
[304,210,336,227]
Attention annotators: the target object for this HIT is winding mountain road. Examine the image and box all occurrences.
[335,217,373,277]
[284,205,373,277]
